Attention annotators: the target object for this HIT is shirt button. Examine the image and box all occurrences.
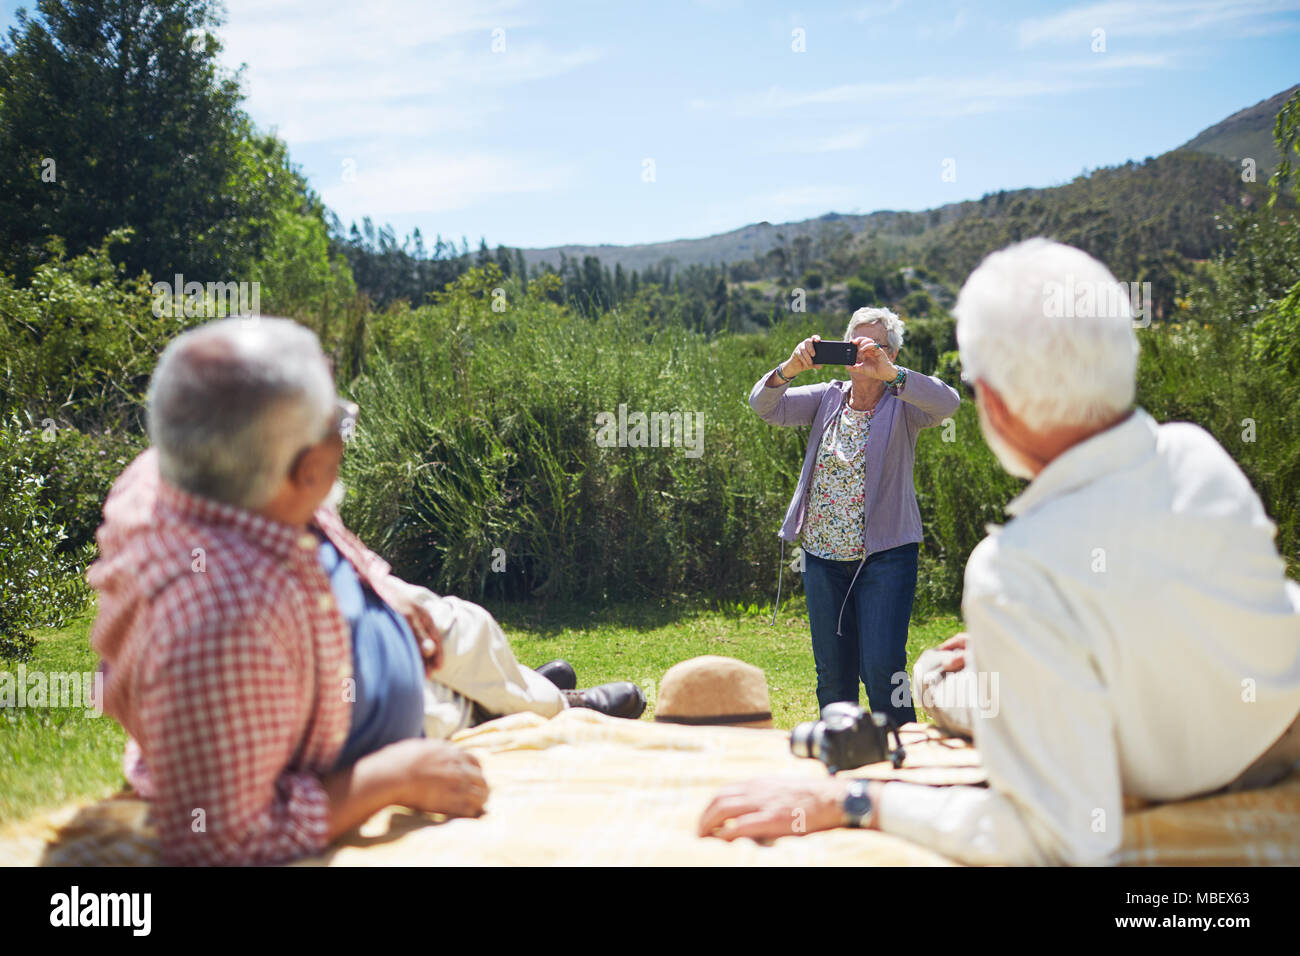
[318,593,335,611]
[298,533,317,550]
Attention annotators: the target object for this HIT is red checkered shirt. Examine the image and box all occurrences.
[87,449,402,865]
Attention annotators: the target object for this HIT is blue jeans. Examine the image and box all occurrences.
[801,543,919,724]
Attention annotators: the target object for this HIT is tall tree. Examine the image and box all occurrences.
[0,0,298,282]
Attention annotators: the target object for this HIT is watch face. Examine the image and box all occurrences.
[843,784,873,827]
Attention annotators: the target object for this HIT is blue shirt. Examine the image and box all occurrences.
[318,534,425,771]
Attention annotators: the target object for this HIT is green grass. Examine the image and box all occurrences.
[486,596,959,728]
[0,612,128,826]
[0,600,960,827]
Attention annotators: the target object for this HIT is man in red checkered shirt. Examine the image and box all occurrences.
[88,317,644,865]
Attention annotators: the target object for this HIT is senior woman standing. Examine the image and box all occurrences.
[750,307,960,723]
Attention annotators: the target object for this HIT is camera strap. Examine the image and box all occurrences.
[770,538,786,626]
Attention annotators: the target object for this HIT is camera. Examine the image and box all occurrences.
[790,702,906,774]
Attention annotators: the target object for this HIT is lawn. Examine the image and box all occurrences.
[486,597,960,728]
[0,599,960,826]
[1,613,129,827]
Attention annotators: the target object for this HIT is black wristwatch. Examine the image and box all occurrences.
[842,779,874,828]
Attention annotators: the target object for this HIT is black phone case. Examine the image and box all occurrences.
[811,341,857,366]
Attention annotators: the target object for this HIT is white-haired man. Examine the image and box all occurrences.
[89,317,644,865]
[700,239,1300,864]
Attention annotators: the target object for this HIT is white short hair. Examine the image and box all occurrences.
[954,238,1138,432]
[147,317,336,509]
[846,307,904,354]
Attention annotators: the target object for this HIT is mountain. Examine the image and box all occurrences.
[519,86,1297,274]
[1179,85,1297,177]
[519,212,894,274]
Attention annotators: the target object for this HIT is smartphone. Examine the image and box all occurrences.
[811,341,858,366]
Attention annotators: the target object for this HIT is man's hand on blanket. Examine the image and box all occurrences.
[698,776,882,841]
[324,739,487,840]
[396,739,489,819]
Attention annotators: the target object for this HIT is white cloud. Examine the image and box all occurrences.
[324,150,574,218]
[1056,51,1175,70]
[851,0,908,21]
[220,0,525,76]
[219,1,601,145]
[212,0,599,220]
[1018,0,1300,48]
[692,73,1118,120]
[775,128,871,153]
[918,7,967,41]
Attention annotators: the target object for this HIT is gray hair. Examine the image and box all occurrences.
[845,307,904,354]
[147,317,336,510]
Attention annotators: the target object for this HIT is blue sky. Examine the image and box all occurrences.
[3,0,1299,249]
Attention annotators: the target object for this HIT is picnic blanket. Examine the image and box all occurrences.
[3,708,1298,866]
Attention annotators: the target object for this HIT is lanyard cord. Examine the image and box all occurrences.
[771,538,786,626]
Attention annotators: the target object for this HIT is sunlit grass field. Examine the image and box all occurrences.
[0,600,959,826]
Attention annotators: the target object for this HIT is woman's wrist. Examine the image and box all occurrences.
[775,362,797,384]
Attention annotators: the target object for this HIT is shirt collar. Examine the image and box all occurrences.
[1005,407,1156,518]
[156,474,320,561]
[831,378,893,410]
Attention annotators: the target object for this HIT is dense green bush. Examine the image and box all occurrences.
[0,231,165,432]
[1137,316,1300,575]
[23,424,145,555]
[339,256,1299,617]
[337,266,991,613]
[911,403,1024,619]
[0,414,94,662]
[1,88,1296,635]
[342,268,799,603]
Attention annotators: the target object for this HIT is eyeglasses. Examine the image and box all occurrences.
[330,398,359,444]
[289,398,358,475]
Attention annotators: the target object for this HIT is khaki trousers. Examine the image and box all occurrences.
[409,589,567,738]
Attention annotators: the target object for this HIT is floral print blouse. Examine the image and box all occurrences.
[800,401,874,561]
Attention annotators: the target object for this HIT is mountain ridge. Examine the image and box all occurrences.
[519,85,1296,274]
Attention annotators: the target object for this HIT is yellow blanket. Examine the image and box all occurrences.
[3,709,1298,866]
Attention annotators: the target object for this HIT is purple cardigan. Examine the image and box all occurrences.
[749,366,961,553]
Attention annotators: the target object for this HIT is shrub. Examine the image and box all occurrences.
[0,231,164,432]
[0,414,94,663]
[24,425,145,555]
[341,268,854,605]
[845,277,872,311]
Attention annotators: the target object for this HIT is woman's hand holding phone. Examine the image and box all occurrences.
[852,337,898,380]
[783,335,823,378]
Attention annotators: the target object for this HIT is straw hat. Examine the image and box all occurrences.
[654,656,773,729]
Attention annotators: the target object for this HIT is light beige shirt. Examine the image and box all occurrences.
[878,408,1300,865]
